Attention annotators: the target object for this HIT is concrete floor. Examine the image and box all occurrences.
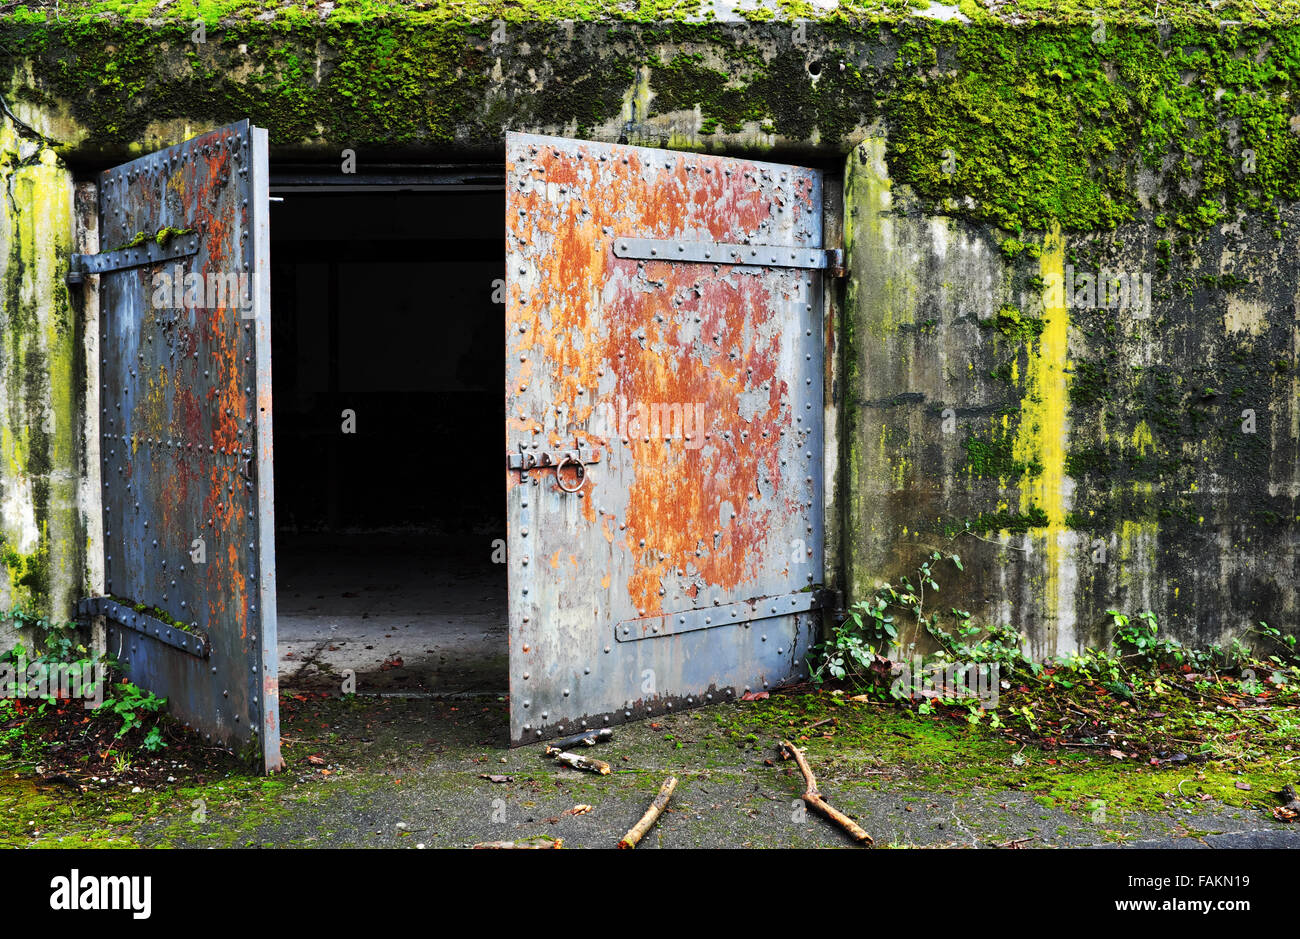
[275,534,507,696]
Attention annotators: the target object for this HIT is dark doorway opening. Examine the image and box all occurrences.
[268,185,507,696]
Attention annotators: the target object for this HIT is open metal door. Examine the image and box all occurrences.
[77,120,281,771]
[505,133,827,744]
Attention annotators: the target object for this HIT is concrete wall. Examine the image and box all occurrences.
[844,137,1299,655]
[0,8,1296,653]
[0,109,84,650]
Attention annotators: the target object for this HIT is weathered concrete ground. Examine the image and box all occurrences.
[5,690,1299,849]
[276,535,507,696]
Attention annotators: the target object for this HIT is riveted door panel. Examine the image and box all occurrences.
[505,133,824,745]
[89,120,280,770]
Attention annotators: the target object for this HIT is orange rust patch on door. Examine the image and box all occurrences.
[611,268,790,616]
[507,137,819,619]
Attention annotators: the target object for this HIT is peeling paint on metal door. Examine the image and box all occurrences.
[505,133,825,745]
[84,120,280,771]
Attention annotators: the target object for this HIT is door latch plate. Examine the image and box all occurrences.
[507,447,603,471]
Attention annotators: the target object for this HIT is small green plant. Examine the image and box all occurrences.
[4,608,172,754]
[810,552,1300,762]
[1253,621,1300,666]
[811,553,953,687]
[811,551,1011,710]
[96,681,168,747]
[1111,609,1185,665]
[0,610,103,705]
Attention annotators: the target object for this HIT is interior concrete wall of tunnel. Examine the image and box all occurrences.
[269,187,507,697]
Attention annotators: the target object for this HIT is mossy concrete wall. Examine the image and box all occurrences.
[0,6,1296,652]
[0,111,84,649]
[845,137,1298,656]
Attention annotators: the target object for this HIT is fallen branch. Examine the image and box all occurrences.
[995,836,1036,849]
[618,776,678,849]
[544,728,613,757]
[779,740,873,846]
[552,751,611,775]
[472,838,563,849]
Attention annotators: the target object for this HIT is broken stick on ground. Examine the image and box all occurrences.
[619,776,678,849]
[779,740,873,846]
[556,728,614,749]
[543,728,614,758]
[552,751,612,775]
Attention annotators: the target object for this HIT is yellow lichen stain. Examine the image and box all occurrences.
[136,362,171,444]
[846,137,916,338]
[0,131,78,614]
[1117,518,1160,589]
[1129,419,1153,456]
[1012,223,1070,651]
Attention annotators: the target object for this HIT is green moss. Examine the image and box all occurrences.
[643,43,878,146]
[154,226,193,246]
[718,692,1299,823]
[1199,272,1252,290]
[998,237,1042,261]
[108,595,197,632]
[2,14,1299,235]
[939,506,1051,536]
[648,52,757,134]
[108,226,192,252]
[2,541,50,613]
[964,432,1043,478]
[979,305,1046,341]
[1068,360,1109,408]
[885,22,1300,232]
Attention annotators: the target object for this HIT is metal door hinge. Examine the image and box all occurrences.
[615,589,829,642]
[614,238,844,273]
[67,235,201,284]
[78,596,210,658]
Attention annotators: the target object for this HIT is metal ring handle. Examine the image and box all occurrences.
[555,455,586,493]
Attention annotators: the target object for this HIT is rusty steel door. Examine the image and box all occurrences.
[505,133,827,744]
[78,120,281,770]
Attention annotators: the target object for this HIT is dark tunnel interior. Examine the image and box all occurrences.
[267,187,508,695]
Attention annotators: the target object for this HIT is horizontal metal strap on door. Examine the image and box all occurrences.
[78,596,210,658]
[615,590,823,643]
[613,238,834,270]
[67,235,201,282]
[507,447,603,470]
